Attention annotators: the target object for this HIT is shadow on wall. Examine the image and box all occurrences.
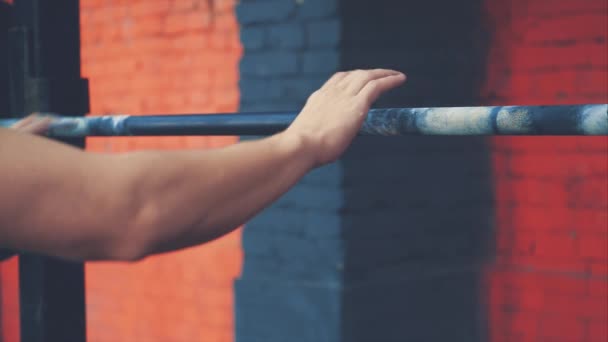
[339,0,494,340]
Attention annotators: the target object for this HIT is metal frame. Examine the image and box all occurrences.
[6,1,89,341]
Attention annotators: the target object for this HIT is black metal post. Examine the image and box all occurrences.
[8,1,89,341]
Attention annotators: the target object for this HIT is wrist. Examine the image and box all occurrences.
[275,130,318,171]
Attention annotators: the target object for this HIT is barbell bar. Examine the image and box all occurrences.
[1,104,606,136]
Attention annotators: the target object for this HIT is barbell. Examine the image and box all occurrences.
[1,104,606,136]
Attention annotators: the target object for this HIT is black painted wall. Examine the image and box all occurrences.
[236,0,493,341]
[339,0,492,340]
[0,2,11,116]
[0,3,11,337]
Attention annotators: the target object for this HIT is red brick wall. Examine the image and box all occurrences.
[80,0,242,341]
[0,259,18,342]
[483,0,608,341]
[0,1,242,341]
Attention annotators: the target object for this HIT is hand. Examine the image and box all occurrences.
[285,69,406,167]
[10,113,54,135]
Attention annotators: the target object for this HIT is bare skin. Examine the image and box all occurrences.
[0,69,406,261]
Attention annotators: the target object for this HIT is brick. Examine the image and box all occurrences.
[506,312,540,338]
[542,294,608,320]
[236,277,341,342]
[495,137,608,155]
[495,254,588,275]
[535,233,579,258]
[520,13,607,43]
[214,0,237,14]
[588,279,608,298]
[278,77,326,100]
[238,78,282,101]
[506,204,574,232]
[507,152,608,179]
[523,0,608,16]
[267,23,305,49]
[239,100,298,112]
[164,12,211,34]
[567,178,608,209]
[538,314,586,341]
[240,51,299,76]
[591,262,608,276]
[296,0,338,19]
[501,230,581,259]
[301,50,339,73]
[240,27,265,50]
[274,183,343,211]
[241,204,338,236]
[589,320,608,342]
[236,0,295,25]
[306,19,341,47]
[498,271,589,296]
[579,235,608,261]
[506,70,608,101]
[129,1,170,18]
[214,12,239,32]
[501,178,570,207]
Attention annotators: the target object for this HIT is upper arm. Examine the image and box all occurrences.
[0,128,138,260]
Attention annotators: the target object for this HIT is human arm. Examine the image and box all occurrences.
[0,69,406,261]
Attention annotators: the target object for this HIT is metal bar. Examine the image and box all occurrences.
[1,104,606,136]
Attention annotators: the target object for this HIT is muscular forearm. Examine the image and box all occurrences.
[1,69,405,261]
[0,129,313,261]
[121,132,313,258]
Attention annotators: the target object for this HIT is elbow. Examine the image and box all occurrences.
[60,232,150,263]
[80,231,150,262]
[104,208,158,262]
[97,234,150,263]
[89,202,159,262]
[99,158,160,262]
[106,246,149,262]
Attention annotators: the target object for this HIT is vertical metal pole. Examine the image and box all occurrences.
[8,1,89,341]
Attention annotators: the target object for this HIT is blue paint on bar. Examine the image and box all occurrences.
[1,104,606,136]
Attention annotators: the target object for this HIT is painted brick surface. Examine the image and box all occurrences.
[79,1,242,342]
[236,0,343,340]
[236,277,342,342]
[483,0,608,342]
[0,258,18,342]
[237,0,492,341]
[237,0,606,342]
[1,0,606,341]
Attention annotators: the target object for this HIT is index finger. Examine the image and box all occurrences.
[358,73,407,104]
[342,69,404,95]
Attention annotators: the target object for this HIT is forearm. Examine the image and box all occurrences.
[1,68,405,261]
[121,132,314,257]
[0,129,313,261]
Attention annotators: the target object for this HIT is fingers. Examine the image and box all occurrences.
[10,114,36,130]
[24,117,54,135]
[322,71,349,88]
[10,113,54,135]
[358,73,407,104]
[342,69,403,94]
